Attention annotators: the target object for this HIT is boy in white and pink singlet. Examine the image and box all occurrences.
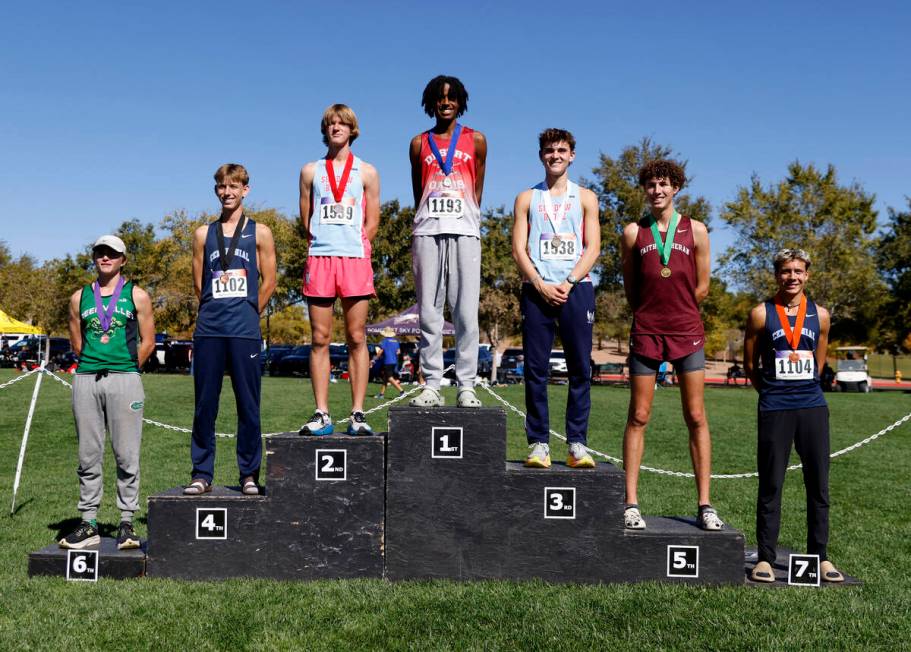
[408,75,488,408]
[298,104,380,435]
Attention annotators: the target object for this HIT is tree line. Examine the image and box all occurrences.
[2,138,909,356]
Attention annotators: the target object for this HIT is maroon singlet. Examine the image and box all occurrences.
[630,215,704,359]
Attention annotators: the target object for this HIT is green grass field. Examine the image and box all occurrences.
[1,369,910,650]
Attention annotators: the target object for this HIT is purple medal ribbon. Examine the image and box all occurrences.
[427,123,462,176]
[93,276,125,334]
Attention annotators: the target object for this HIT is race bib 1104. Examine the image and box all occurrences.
[774,350,814,380]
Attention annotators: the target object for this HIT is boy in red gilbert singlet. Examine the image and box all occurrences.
[408,75,487,408]
[620,159,723,531]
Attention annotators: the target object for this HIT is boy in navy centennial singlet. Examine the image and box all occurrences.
[511,129,601,469]
[408,75,487,408]
[184,164,277,497]
[743,249,845,583]
[620,160,723,531]
[60,235,156,550]
[298,104,380,436]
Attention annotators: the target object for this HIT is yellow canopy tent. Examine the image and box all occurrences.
[0,309,43,335]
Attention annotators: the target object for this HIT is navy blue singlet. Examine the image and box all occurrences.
[758,298,827,412]
[195,218,260,339]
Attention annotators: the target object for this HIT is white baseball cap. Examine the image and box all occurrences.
[92,235,127,255]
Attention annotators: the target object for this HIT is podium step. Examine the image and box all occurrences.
[385,407,746,584]
[28,537,146,579]
[146,433,385,580]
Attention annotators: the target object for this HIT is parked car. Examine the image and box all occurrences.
[49,350,79,373]
[263,344,294,376]
[443,347,494,380]
[7,336,71,369]
[272,345,312,377]
[329,343,349,373]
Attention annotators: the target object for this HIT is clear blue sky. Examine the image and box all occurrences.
[2,1,908,265]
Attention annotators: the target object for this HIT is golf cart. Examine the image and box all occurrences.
[834,346,873,393]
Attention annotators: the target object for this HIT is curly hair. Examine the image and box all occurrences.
[538,128,576,152]
[638,159,686,189]
[421,75,469,118]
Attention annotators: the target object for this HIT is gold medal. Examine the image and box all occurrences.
[100,334,110,344]
[551,234,562,248]
[788,352,800,363]
[660,266,672,278]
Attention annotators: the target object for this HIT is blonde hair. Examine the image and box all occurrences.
[321,104,360,146]
[213,163,249,186]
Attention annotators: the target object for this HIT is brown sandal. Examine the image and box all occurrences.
[820,560,845,583]
[242,477,259,496]
[183,478,212,495]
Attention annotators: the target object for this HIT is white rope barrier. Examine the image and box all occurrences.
[21,368,911,479]
[476,383,911,479]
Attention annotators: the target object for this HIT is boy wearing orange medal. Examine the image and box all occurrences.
[743,248,844,583]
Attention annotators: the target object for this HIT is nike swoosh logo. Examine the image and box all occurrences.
[677,229,688,233]
[241,233,253,238]
[806,313,816,317]
[693,340,702,346]
[249,353,258,358]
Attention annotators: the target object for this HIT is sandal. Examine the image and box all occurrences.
[820,560,845,583]
[624,505,646,530]
[750,561,775,583]
[242,477,259,496]
[183,478,211,495]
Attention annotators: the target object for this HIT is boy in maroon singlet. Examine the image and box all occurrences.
[619,159,723,531]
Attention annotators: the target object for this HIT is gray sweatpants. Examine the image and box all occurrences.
[412,234,481,390]
[72,372,144,522]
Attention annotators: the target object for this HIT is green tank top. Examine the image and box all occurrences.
[76,280,140,373]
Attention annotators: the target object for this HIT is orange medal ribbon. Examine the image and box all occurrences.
[775,296,807,362]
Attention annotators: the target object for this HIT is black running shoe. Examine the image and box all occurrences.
[59,521,101,549]
[117,521,140,550]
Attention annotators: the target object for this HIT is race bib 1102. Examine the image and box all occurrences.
[212,269,247,299]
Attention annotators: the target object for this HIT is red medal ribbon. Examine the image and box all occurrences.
[774,295,807,351]
[326,155,354,203]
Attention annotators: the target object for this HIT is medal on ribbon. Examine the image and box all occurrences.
[427,123,463,180]
[774,296,808,358]
[92,276,126,344]
[649,211,679,278]
[215,214,247,274]
[326,154,354,203]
